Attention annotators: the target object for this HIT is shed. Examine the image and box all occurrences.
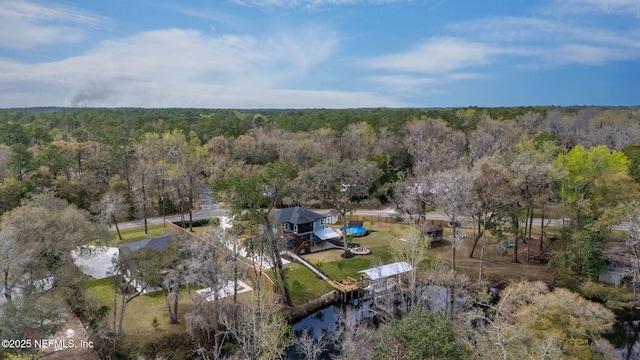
[358,261,413,281]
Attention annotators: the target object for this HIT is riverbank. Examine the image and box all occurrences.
[288,290,342,322]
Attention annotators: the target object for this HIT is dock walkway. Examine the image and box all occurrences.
[284,251,360,294]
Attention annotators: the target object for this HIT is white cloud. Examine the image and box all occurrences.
[555,0,640,16]
[365,37,498,74]
[367,75,438,95]
[451,16,640,48]
[0,0,106,50]
[542,44,639,65]
[368,73,482,95]
[0,27,403,108]
[358,1,640,101]
[447,16,640,67]
[234,0,410,8]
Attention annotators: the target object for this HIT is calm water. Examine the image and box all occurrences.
[287,286,465,359]
[288,289,639,360]
[606,316,640,360]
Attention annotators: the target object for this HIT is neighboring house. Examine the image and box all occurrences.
[119,233,173,252]
[118,233,176,294]
[0,272,54,304]
[274,206,340,249]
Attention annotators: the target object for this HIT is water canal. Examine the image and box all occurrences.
[287,289,640,359]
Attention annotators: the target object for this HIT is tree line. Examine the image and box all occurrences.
[0,106,639,358]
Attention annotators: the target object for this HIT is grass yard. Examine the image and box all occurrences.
[286,221,560,304]
[110,223,170,246]
[83,277,193,348]
[321,256,372,281]
[424,224,560,285]
[285,263,334,304]
[285,222,413,304]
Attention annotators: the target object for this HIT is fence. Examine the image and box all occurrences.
[349,214,450,229]
[165,220,277,292]
[165,220,193,235]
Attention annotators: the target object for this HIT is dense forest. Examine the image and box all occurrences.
[1,106,640,359]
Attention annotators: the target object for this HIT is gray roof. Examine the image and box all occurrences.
[358,261,413,280]
[274,206,324,225]
[119,233,174,252]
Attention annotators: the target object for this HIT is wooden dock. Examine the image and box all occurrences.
[284,251,361,295]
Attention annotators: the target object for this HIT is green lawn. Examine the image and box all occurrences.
[109,223,170,246]
[284,222,412,304]
[83,276,191,345]
[284,263,334,305]
[319,257,372,281]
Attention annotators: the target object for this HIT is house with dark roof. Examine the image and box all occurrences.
[119,233,173,252]
[274,206,340,253]
[117,233,177,294]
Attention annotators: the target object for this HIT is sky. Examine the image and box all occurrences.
[0,0,638,108]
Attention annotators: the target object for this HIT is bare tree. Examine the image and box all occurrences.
[405,118,467,175]
[393,174,433,225]
[428,167,478,271]
[471,162,514,280]
[391,227,429,309]
[182,227,234,358]
[95,191,128,241]
[619,201,640,305]
[331,313,377,360]
[467,114,523,167]
[222,287,292,360]
[294,329,329,360]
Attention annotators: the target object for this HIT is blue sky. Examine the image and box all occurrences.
[0,0,638,108]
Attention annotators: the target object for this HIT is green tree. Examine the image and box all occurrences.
[213,161,297,306]
[7,143,34,181]
[160,130,208,232]
[110,240,181,335]
[35,143,72,179]
[515,288,616,359]
[0,195,110,344]
[621,144,640,184]
[554,145,630,231]
[373,309,465,360]
[554,145,634,281]
[500,139,559,262]
[0,178,28,215]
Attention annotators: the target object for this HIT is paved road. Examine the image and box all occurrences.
[111,185,227,230]
[112,192,632,233]
[352,209,632,232]
[115,208,632,233]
